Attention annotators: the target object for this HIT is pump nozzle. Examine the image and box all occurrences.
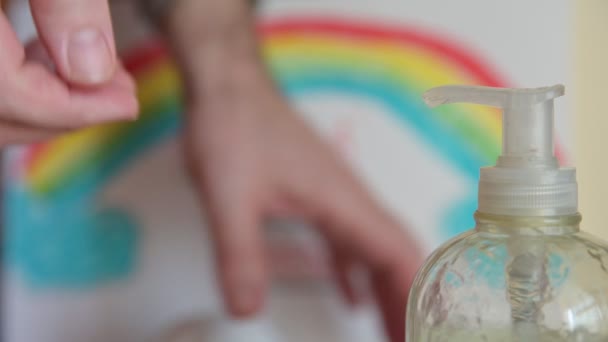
[422,84,576,216]
[423,85,564,108]
[424,85,565,169]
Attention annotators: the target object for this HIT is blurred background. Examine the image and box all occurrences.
[3,0,608,341]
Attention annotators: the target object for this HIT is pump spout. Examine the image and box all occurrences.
[422,84,576,216]
[423,85,564,108]
[423,85,565,168]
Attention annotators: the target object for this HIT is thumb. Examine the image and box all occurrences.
[29,0,116,85]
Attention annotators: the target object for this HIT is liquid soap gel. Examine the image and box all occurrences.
[406,85,608,341]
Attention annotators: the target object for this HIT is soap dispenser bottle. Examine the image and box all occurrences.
[406,85,608,341]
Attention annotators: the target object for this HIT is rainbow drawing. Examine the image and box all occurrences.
[4,17,566,287]
[23,19,510,200]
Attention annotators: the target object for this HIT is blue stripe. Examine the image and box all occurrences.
[276,72,484,181]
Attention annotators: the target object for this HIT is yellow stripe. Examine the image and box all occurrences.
[27,61,182,191]
[27,35,502,191]
[264,35,501,135]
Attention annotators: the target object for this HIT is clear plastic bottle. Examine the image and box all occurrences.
[406,85,608,341]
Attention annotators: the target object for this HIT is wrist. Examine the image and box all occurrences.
[187,55,273,108]
[169,20,260,74]
[163,0,264,92]
[137,0,258,51]
[163,0,256,43]
[139,0,270,105]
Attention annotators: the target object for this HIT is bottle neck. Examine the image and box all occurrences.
[474,211,581,236]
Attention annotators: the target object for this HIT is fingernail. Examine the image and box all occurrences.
[67,28,114,84]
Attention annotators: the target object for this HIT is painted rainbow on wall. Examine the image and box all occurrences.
[5,17,570,287]
[6,17,565,234]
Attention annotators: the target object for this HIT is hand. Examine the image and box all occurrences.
[165,1,424,341]
[0,0,137,146]
[183,67,423,341]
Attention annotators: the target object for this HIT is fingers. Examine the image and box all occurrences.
[322,194,418,341]
[0,10,26,67]
[29,0,116,85]
[372,270,408,342]
[0,120,68,146]
[334,258,358,306]
[0,68,136,145]
[25,38,55,70]
[323,195,419,342]
[330,191,421,342]
[0,9,136,142]
[204,193,267,317]
[2,62,137,128]
[289,150,423,341]
[24,39,136,95]
[25,39,136,93]
[319,176,421,273]
[330,245,364,307]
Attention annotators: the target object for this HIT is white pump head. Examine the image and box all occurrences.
[423,84,577,216]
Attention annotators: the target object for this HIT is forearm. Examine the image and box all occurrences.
[160,0,264,96]
[166,0,256,44]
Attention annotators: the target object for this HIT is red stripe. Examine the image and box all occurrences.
[259,18,509,88]
[115,17,566,162]
[23,143,49,172]
[259,18,566,162]
[120,39,170,74]
[122,18,510,88]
